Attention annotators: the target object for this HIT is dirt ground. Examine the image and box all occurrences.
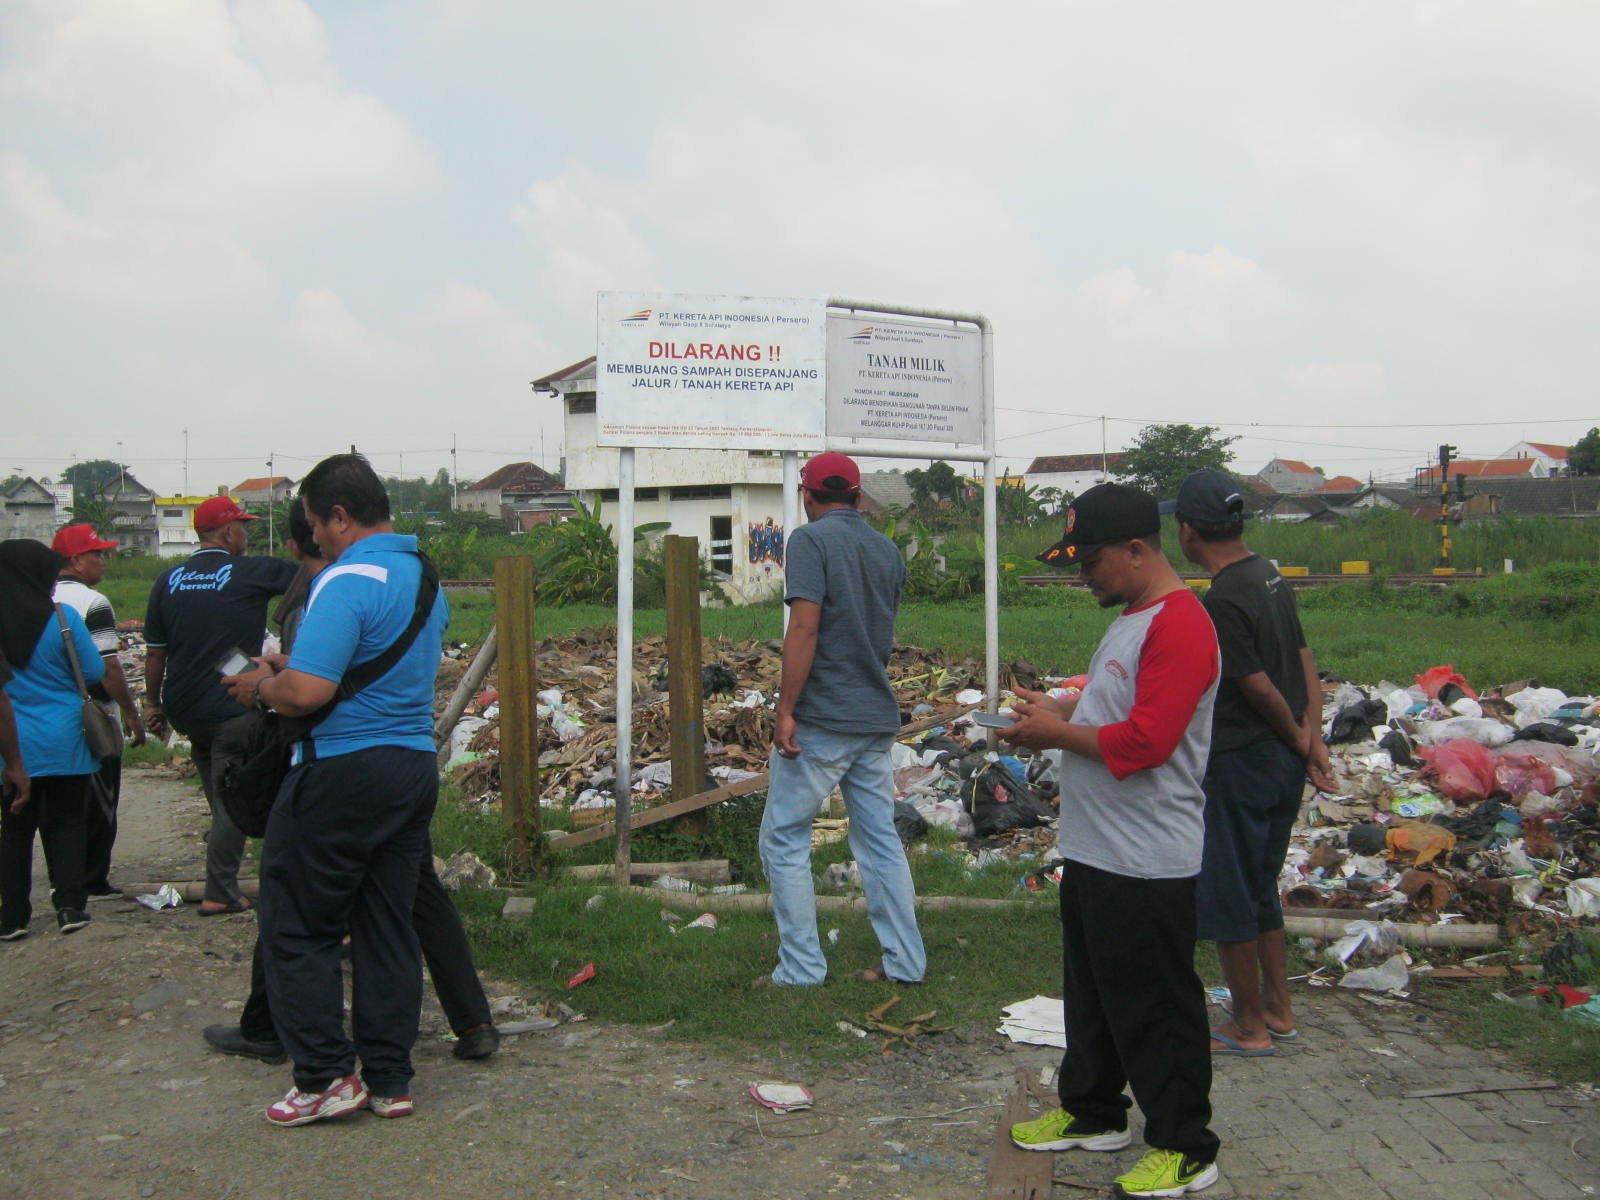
[0,768,1027,1200]
[3,770,1596,1200]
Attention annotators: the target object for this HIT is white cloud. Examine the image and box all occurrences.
[286,287,430,378]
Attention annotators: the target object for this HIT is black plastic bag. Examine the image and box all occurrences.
[962,763,1055,837]
[1328,697,1388,744]
[893,800,929,845]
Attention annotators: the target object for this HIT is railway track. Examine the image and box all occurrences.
[1019,571,1488,589]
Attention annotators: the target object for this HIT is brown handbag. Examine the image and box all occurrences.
[55,604,124,760]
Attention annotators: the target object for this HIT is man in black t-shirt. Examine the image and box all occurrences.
[144,497,297,915]
[1168,471,1335,1057]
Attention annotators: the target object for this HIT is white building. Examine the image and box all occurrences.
[1258,458,1326,494]
[534,356,791,602]
[153,495,215,555]
[1023,453,1127,501]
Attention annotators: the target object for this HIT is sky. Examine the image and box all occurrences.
[3,0,1597,498]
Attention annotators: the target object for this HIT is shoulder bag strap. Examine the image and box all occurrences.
[54,604,92,701]
[326,552,442,704]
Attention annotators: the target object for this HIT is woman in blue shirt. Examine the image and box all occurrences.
[0,539,105,940]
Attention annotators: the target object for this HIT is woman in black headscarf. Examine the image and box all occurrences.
[0,539,106,941]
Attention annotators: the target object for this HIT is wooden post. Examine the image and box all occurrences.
[494,556,539,877]
[664,535,707,836]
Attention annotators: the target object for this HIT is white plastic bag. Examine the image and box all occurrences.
[1338,954,1411,992]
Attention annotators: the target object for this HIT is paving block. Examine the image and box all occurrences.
[501,895,536,919]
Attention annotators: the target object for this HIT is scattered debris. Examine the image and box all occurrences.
[748,1082,814,1113]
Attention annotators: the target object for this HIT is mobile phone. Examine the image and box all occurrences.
[213,647,254,677]
[971,711,1015,729]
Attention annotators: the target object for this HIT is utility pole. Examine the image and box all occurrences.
[183,429,189,496]
[451,435,459,510]
[1435,444,1457,573]
[1100,416,1108,481]
[267,452,276,555]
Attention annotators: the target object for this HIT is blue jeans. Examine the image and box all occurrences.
[759,723,926,986]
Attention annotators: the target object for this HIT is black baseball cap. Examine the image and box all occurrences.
[1036,483,1160,568]
[1159,469,1247,523]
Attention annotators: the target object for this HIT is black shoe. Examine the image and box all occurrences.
[86,886,123,902]
[56,908,91,934]
[452,1024,500,1060]
[203,1023,288,1065]
[0,924,27,941]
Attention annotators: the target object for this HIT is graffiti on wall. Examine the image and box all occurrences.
[748,518,784,570]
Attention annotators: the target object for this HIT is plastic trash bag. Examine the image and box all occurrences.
[1338,954,1411,992]
[1507,687,1568,728]
[893,800,929,845]
[1493,752,1559,796]
[1416,717,1515,749]
[962,763,1055,837]
[1329,698,1388,744]
[1564,878,1600,919]
[1384,820,1457,866]
[1416,739,1499,801]
[1326,919,1402,965]
[1416,665,1477,701]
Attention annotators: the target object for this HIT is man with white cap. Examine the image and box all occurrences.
[52,524,146,898]
[144,497,297,915]
[757,452,925,989]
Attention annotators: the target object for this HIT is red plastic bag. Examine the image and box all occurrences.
[1416,738,1498,802]
[1494,752,1560,796]
[1415,665,1477,700]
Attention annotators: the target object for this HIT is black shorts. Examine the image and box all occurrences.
[1195,739,1304,943]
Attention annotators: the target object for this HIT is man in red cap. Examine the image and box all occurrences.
[757,452,925,988]
[143,497,297,915]
[51,524,145,898]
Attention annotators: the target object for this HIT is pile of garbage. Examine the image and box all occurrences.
[1303,665,1600,931]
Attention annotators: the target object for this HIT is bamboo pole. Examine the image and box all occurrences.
[434,625,499,771]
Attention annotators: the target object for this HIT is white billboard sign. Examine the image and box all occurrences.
[825,314,984,444]
[596,292,826,449]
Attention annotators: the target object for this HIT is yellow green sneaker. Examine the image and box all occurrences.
[1113,1148,1219,1197]
[1009,1106,1131,1152]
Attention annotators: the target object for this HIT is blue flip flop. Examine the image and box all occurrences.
[1268,1025,1299,1041]
[1211,1034,1274,1057]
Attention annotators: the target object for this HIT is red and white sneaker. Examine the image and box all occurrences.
[369,1094,414,1119]
[266,1074,369,1126]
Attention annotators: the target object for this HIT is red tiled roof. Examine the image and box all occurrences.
[1266,459,1318,474]
[1526,442,1569,459]
[233,476,291,492]
[466,462,565,494]
[1024,452,1127,474]
[1417,458,1538,482]
[1317,476,1362,492]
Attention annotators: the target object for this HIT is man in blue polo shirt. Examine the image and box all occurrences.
[145,497,297,914]
[228,453,448,1128]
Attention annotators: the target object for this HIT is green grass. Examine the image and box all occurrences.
[452,876,1060,1056]
[1425,980,1600,1085]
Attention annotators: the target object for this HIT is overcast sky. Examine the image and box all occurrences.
[4,0,1596,498]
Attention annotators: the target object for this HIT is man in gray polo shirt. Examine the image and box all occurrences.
[757,452,924,988]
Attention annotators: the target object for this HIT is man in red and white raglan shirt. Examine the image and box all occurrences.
[1001,483,1224,1200]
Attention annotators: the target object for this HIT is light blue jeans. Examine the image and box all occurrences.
[759,722,926,986]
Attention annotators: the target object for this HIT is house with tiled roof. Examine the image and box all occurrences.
[1458,476,1600,519]
[532,355,790,601]
[2,476,64,541]
[1316,475,1363,494]
[457,462,573,527]
[1023,452,1127,500]
[1416,458,1545,486]
[1501,441,1570,475]
[1258,458,1325,494]
[231,475,296,505]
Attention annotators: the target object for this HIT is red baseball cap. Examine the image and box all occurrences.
[194,496,259,532]
[799,452,861,494]
[51,524,119,557]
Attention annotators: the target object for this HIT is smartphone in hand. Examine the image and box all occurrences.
[213,647,254,677]
[971,711,1015,729]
